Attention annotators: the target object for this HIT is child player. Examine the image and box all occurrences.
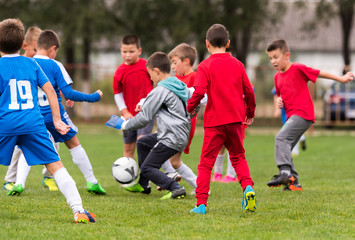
[266,39,354,190]
[187,24,256,214]
[0,18,96,223]
[8,30,106,196]
[112,34,154,160]
[3,26,43,191]
[106,52,190,200]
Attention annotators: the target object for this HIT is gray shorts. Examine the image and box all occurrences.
[123,119,154,144]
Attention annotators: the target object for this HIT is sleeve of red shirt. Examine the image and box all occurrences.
[242,69,256,118]
[300,64,320,83]
[112,68,122,94]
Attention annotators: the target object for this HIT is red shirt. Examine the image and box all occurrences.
[113,58,153,116]
[176,72,196,88]
[274,63,320,122]
[187,53,255,127]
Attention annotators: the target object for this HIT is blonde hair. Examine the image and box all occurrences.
[168,43,197,66]
[24,26,42,44]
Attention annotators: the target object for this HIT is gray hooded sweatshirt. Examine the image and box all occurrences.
[124,77,191,152]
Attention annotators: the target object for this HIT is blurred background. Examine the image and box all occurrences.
[2,0,354,127]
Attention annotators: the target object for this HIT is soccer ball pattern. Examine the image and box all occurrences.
[112,157,139,184]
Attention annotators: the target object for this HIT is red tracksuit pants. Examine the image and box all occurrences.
[195,122,254,206]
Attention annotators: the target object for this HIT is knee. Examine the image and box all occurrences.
[140,164,150,176]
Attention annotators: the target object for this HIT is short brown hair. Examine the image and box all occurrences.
[146,52,171,74]
[121,34,141,49]
[37,30,60,50]
[266,39,289,53]
[0,18,25,54]
[168,43,197,66]
[206,24,229,48]
[24,26,42,44]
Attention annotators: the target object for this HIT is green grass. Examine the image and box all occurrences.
[1,124,355,240]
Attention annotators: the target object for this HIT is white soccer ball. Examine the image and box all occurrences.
[112,157,139,184]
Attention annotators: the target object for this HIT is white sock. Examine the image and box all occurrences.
[176,162,197,188]
[161,160,176,174]
[214,154,224,174]
[53,167,84,214]
[70,145,97,184]
[300,134,306,141]
[15,154,31,188]
[292,141,300,155]
[226,152,236,177]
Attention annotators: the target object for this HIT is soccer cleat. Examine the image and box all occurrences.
[7,184,23,196]
[3,182,14,191]
[242,185,256,212]
[157,172,182,191]
[190,204,207,214]
[300,139,306,151]
[73,210,96,223]
[42,176,59,191]
[267,173,295,187]
[220,175,238,183]
[283,184,303,191]
[87,181,106,195]
[212,172,222,182]
[125,183,151,194]
[160,187,186,200]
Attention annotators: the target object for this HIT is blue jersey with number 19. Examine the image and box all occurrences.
[0,54,49,136]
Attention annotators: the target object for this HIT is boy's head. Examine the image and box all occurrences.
[37,30,60,59]
[168,43,197,76]
[206,24,230,48]
[146,52,171,85]
[120,34,142,65]
[266,39,291,72]
[0,18,25,54]
[23,26,42,58]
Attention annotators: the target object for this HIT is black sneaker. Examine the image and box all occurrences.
[160,187,186,200]
[300,139,306,151]
[267,173,295,187]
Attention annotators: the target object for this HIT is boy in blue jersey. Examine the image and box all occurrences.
[9,29,106,196]
[0,18,96,223]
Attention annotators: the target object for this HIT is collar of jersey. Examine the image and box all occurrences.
[2,53,20,58]
[33,55,50,59]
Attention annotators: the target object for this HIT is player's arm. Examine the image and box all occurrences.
[114,92,133,119]
[41,82,70,135]
[319,70,354,83]
[60,85,102,102]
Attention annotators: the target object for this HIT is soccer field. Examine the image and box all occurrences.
[1,124,355,240]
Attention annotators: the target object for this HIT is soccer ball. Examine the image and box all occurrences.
[112,157,139,184]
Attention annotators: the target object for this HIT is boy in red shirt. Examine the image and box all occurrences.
[187,24,256,214]
[266,39,354,190]
[112,34,154,159]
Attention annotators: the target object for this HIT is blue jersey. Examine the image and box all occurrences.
[33,55,72,123]
[0,54,49,136]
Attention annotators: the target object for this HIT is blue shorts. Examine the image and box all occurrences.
[123,119,154,144]
[0,131,60,166]
[45,112,78,142]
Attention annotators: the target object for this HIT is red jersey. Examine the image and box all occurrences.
[187,53,255,127]
[274,63,319,122]
[113,58,153,116]
[176,72,196,88]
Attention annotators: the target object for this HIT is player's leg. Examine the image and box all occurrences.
[191,126,224,213]
[220,151,237,183]
[212,146,224,182]
[65,135,105,195]
[3,146,22,191]
[42,141,59,191]
[224,123,255,212]
[170,152,197,191]
[0,137,20,191]
[268,115,312,188]
[9,153,31,195]
[123,129,138,159]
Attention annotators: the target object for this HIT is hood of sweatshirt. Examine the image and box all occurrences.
[157,76,188,102]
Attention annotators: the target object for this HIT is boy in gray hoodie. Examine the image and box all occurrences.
[106,52,190,200]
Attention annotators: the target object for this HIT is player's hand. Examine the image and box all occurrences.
[244,117,254,126]
[121,108,134,120]
[54,120,71,135]
[96,90,103,98]
[276,97,284,109]
[66,99,74,108]
[135,104,142,112]
[341,72,354,83]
